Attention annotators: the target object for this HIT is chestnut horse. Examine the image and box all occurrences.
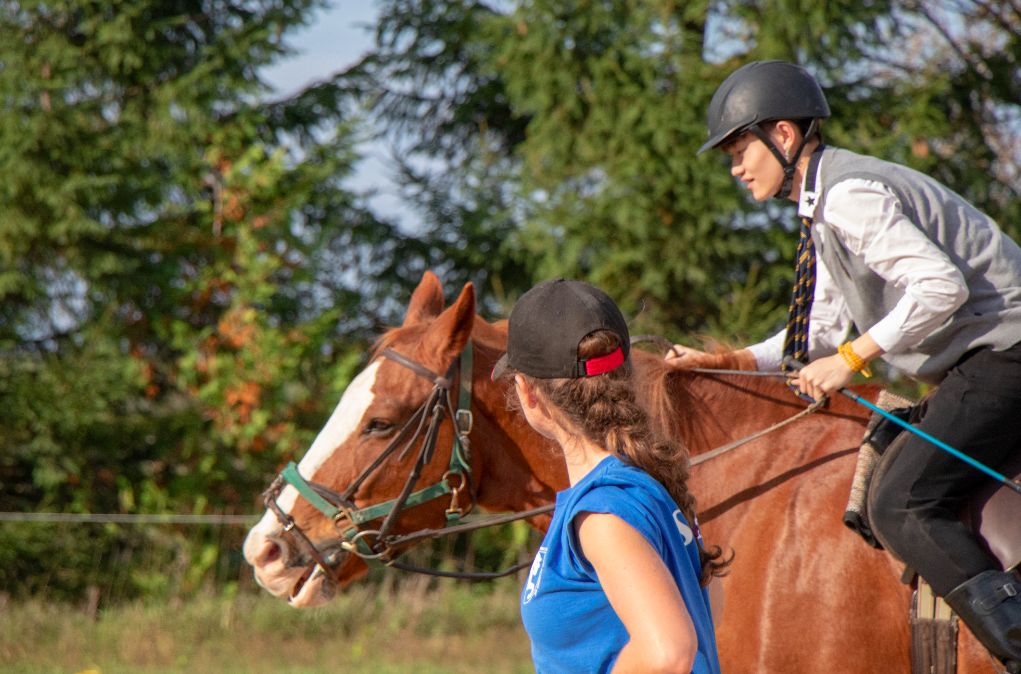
[243,272,997,674]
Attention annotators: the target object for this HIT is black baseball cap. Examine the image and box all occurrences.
[492,279,630,380]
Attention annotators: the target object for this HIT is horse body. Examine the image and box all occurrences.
[243,272,996,674]
[634,363,996,673]
[675,383,909,672]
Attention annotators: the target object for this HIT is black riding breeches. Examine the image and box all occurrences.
[870,341,1021,598]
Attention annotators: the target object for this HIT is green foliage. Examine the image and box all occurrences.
[0,328,142,507]
[355,0,1019,341]
[349,0,536,313]
[0,0,428,600]
[488,0,776,335]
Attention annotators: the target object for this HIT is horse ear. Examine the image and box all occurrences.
[424,282,476,360]
[403,271,446,326]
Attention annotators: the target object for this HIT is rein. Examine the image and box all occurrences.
[262,342,551,583]
[689,394,826,466]
[630,334,826,466]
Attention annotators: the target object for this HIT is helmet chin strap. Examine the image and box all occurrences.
[749,119,820,200]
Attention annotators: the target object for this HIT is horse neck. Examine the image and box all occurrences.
[466,319,567,516]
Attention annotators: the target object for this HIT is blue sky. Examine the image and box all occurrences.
[264,2,409,225]
[263,2,379,96]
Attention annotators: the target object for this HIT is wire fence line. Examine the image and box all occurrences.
[1,509,542,604]
[0,512,259,525]
[0,510,262,602]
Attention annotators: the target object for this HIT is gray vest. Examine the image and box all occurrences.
[811,147,1021,383]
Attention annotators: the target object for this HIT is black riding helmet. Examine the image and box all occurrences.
[699,60,830,199]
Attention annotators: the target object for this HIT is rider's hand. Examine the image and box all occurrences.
[665,345,715,369]
[666,345,757,371]
[794,354,855,401]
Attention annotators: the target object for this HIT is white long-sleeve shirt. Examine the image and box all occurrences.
[747,164,969,372]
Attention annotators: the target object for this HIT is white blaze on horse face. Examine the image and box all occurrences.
[249,360,381,539]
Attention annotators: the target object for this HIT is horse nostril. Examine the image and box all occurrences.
[256,539,284,567]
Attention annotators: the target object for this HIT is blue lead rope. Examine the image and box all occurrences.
[781,356,1021,496]
[839,388,1021,496]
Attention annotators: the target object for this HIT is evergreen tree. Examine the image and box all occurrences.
[349,0,535,312]
[357,0,1018,341]
[0,0,424,599]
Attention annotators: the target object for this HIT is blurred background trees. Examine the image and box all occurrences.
[1,0,1018,601]
[353,0,1019,335]
[0,0,421,599]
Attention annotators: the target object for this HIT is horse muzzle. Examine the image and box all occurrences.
[244,524,351,606]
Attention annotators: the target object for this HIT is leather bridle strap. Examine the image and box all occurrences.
[382,347,451,387]
[374,385,449,541]
[266,343,477,567]
[263,473,337,573]
[338,402,430,504]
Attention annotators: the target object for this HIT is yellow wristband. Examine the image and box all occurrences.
[838,342,872,378]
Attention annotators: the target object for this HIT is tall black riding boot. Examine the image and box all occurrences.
[944,570,1021,671]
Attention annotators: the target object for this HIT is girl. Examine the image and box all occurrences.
[494,278,727,674]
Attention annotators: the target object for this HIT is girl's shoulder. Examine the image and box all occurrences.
[566,456,674,518]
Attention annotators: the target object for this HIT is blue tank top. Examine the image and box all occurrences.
[520,455,721,674]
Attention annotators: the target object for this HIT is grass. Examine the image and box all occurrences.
[0,577,533,674]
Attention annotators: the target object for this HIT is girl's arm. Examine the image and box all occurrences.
[575,511,698,674]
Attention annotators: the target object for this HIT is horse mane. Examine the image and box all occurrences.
[370,327,407,358]
[631,350,726,453]
[631,348,877,454]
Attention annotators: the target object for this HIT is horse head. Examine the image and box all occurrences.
[242,271,563,606]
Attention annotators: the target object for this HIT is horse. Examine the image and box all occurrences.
[243,271,999,674]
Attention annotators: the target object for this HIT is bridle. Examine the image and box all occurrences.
[262,335,828,589]
[261,341,551,586]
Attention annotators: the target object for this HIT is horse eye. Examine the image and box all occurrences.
[363,418,394,436]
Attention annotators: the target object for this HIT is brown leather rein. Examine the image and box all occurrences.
[629,335,826,465]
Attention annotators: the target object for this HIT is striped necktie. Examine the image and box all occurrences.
[781,145,826,399]
[781,216,816,370]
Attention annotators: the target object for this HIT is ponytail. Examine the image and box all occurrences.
[525,331,730,584]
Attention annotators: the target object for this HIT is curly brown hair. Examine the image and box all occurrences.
[516,329,729,585]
